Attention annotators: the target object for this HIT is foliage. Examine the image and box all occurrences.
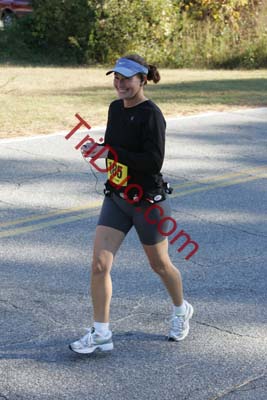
[0,0,266,68]
[179,0,257,26]
[90,0,180,65]
[0,14,38,63]
[173,0,267,68]
[29,0,96,63]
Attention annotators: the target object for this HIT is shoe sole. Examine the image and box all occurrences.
[69,342,114,354]
[167,304,194,342]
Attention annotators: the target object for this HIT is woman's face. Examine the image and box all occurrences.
[113,73,143,101]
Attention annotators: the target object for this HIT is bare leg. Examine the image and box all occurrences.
[143,239,183,306]
[91,225,125,322]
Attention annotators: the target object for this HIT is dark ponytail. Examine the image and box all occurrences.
[124,54,161,84]
[147,64,160,84]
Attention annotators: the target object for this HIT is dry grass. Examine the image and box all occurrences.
[0,66,266,139]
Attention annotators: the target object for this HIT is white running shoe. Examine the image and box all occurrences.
[69,327,113,354]
[168,301,194,341]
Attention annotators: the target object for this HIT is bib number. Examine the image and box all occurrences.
[107,159,128,187]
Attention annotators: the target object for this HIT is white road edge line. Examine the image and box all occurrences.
[1,107,266,144]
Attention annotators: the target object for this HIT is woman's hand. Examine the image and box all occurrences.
[81,143,108,158]
[81,142,95,157]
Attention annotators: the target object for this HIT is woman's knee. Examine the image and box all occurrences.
[149,258,171,277]
[91,253,112,276]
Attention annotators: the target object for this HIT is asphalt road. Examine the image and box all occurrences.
[0,108,266,400]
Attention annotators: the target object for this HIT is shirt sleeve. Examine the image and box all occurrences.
[109,109,166,174]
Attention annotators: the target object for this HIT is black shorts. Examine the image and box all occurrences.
[97,193,172,245]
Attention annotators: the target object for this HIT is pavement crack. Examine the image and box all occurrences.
[209,373,266,399]
[112,299,145,325]
[0,297,64,337]
[12,172,63,186]
[112,311,147,325]
[2,146,69,170]
[187,259,210,268]
[36,310,65,327]
[0,325,67,348]
[172,208,267,238]
[0,299,19,310]
[51,158,69,169]
[211,223,267,238]
[212,251,267,266]
[195,320,260,338]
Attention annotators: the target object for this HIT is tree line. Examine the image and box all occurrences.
[1,0,266,68]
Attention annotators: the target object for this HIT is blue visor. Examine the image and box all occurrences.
[106,58,148,78]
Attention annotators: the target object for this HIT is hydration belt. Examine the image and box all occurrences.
[104,180,173,204]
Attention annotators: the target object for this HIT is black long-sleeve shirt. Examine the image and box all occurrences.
[104,99,166,193]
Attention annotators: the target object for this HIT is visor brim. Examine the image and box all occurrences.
[106,67,137,78]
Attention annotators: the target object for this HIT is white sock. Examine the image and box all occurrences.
[93,322,110,335]
[174,301,186,316]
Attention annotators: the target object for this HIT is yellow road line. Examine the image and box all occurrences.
[172,172,267,198]
[0,200,102,228]
[172,165,267,190]
[0,168,267,237]
[0,210,100,239]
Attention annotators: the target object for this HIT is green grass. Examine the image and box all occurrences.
[0,67,266,139]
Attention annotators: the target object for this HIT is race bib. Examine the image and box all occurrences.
[107,158,128,186]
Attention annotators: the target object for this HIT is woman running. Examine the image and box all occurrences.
[69,54,193,354]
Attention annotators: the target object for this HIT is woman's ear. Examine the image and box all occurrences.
[140,76,147,86]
